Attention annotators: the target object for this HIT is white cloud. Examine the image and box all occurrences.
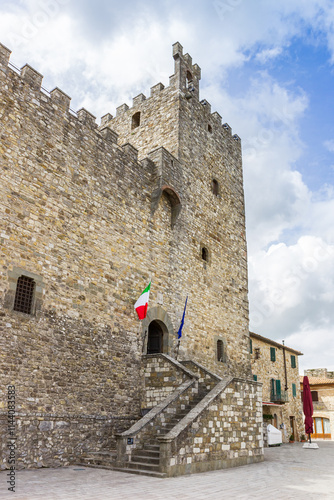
[255,46,283,64]
[324,139,334,152]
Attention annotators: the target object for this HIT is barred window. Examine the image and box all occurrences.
[13,275,35,314]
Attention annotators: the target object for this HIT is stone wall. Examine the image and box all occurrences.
[141,354,198,410]
[0,411,135,469]
[160,378,263,476]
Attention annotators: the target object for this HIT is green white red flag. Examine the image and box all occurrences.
[134,282,151,320]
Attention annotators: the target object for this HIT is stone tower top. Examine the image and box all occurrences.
[170,42,201,100]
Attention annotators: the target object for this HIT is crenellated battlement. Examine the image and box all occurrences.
[0,39,241,180]
[0,42,239,145]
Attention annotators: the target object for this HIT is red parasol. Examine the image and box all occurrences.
[303,375,314,442]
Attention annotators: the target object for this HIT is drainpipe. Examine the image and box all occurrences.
[282,340,288,392]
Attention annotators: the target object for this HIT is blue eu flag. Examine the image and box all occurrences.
[177,296,188,339]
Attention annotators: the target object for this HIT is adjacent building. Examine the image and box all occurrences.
[301,369,334,441]
[250,332,304,444]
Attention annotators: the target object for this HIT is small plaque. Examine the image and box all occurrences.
[157,292,163,305]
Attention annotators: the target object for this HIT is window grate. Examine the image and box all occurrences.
[13,275,35,314]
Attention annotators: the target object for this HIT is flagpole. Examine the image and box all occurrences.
[142,326,148,354]
[175,339,181,360]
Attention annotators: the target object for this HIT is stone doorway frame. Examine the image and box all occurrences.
[141,306,175,355]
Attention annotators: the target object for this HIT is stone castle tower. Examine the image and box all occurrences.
[0,42,262,475]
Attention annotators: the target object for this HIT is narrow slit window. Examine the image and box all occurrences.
[13,275,35,314]
[208,124,212,133]
[131,111,141,129]
[212,179,219,196]
[217,340,224,362]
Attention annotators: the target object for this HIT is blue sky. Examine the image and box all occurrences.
[1,0,334,372]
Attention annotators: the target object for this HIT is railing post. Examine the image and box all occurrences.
[159,438,172,476]
[116,435,130,466]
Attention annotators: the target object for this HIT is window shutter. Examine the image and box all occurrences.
[311,391,318,402]
[271,378,275,395]
[275,379,281,397]
[253,374,257,381]
[291,355,296,368]
[292,383,296,397]
[270,347,276,362]
[250,338,253,354]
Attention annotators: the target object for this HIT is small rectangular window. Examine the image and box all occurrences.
[291,355,296,368]
[311,391,318,402]
[13,275,35,314]
[270,347,276,362]
[249,338,253,354]
[292,383,297,398]
[253,374,257,381]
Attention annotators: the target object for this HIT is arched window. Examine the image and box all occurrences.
[131,111,141,130]
[13,275,35,314]
[212,179,219,196]
[201,246,209,262]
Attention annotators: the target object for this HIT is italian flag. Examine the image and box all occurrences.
[134,282,151,320]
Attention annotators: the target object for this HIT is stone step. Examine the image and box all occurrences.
[130,454,160,465]
[124,461,160,471]
[143,444,160,451]
[112,467,167,478]
[132,449,160,459]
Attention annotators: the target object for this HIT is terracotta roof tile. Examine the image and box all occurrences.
[300,376,334,385]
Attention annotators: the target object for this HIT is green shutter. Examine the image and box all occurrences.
[275,379,281,397]
[271,378,275,395]
[253,374,257,381]
[292,383,296,397]
[250,338,253,354]
[291,355,296,368]
[270,347,276,362]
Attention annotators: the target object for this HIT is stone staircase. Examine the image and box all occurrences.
[112,386,209,477]
[75,355,239,477]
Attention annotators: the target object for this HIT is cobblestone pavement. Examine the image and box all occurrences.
[1,442,334,500]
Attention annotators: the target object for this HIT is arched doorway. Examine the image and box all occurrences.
[147,320,164,354]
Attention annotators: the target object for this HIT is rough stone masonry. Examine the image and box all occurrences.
[0,41,262,471]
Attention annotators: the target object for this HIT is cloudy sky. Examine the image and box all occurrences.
[1,0,334,373]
